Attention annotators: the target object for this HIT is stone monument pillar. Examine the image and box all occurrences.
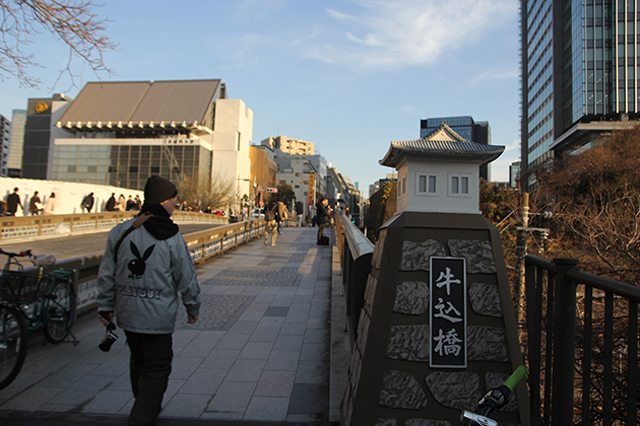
[341,123,530,426]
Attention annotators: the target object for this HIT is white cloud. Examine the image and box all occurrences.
[470,68,519,84]
[306,0,517,68]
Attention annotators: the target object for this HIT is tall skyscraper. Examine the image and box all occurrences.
[0,114,10,177]
[420,116,492,181]
[520,0,639,189]
[8,109,26,177]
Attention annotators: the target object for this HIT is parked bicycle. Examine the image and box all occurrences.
[461,365,527,426]
[0,248,77,389]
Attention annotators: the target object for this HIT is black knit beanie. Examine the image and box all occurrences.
[144,176,178,205]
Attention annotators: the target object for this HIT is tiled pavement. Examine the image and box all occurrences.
[0,227,338,425]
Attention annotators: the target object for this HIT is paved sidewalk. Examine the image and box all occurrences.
[0,227,334,425]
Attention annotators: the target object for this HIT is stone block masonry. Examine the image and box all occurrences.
[341,212,529,426]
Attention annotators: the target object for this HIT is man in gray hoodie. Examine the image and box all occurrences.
[96,175,201,426]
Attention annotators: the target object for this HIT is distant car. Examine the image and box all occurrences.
[251,208,265,218]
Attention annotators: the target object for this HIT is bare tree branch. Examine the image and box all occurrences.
[0,0,117,88]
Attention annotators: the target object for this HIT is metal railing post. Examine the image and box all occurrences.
[551,257,579,425]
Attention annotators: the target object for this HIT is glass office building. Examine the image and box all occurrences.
[51,139,212,190]
[521,0,640,188]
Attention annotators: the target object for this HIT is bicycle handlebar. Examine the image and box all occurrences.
[503,365,527,392]
[461,366,527,425]
[0,248,32,258]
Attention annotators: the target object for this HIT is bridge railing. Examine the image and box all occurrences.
[334,211,375,347]
[524,255,639,426]
[6,218,266,317]
[0,210,229,241]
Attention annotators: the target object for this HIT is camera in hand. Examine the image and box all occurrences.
[98,311,118,352]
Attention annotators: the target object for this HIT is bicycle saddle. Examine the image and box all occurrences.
[33,254,56,267]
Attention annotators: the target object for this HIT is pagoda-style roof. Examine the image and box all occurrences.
[56,79,222,133]
[380,121,505,167]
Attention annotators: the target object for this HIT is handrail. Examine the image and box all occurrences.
[4,219,266,315]
[0,210,229,241]
[339,211,375,260]
[567,268,640,301]
[524,254,639,425]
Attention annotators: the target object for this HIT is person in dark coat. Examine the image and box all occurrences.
[81,192,95,213]
[29,191,42,215]
[315,196,331,243]
[6,188,22,216]
[106,193,117,211]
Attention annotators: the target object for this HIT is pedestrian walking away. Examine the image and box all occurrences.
[264,196,279,246]
[6,187,23,216]
[277,200,288,235]
[96,175,201,426]
[295,201,303,227]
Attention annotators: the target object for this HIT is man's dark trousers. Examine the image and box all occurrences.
[125,331,173,426]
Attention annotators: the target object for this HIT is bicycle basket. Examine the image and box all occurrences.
[0,270,43,302]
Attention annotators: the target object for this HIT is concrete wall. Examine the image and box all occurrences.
[0,177,143,216]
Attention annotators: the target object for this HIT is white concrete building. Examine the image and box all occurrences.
[274,154,318,217]
[212,99,253,202]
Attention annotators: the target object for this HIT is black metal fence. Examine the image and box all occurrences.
[524,255,639,426]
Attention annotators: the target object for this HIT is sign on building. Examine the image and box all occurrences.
[430,256,467,368]
[308,173,315,205]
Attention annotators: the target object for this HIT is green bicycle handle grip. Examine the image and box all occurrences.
[504,365,527,391]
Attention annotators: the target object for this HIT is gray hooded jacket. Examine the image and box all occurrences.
[96,217,201,334]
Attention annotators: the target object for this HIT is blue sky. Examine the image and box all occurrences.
[1,0,520,190]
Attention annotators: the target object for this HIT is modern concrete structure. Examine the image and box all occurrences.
[48,80,252,194]
[520,0,640,190]
[0,114,10,177]
[261,135,314,156]
[211,98,254,205]
[7,109,26,177]
[421,116,492,181]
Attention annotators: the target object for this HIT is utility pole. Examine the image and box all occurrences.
[516,192,529,327]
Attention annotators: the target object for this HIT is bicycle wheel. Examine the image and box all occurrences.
[42,281,75,344]
[0,303,28,390]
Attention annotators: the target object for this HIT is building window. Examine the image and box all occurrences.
[416,174,437,195]
[448,173,471,197]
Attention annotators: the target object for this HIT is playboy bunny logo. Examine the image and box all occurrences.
[128,241,155,279]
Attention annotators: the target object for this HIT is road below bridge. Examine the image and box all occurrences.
[0,224,218,264]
